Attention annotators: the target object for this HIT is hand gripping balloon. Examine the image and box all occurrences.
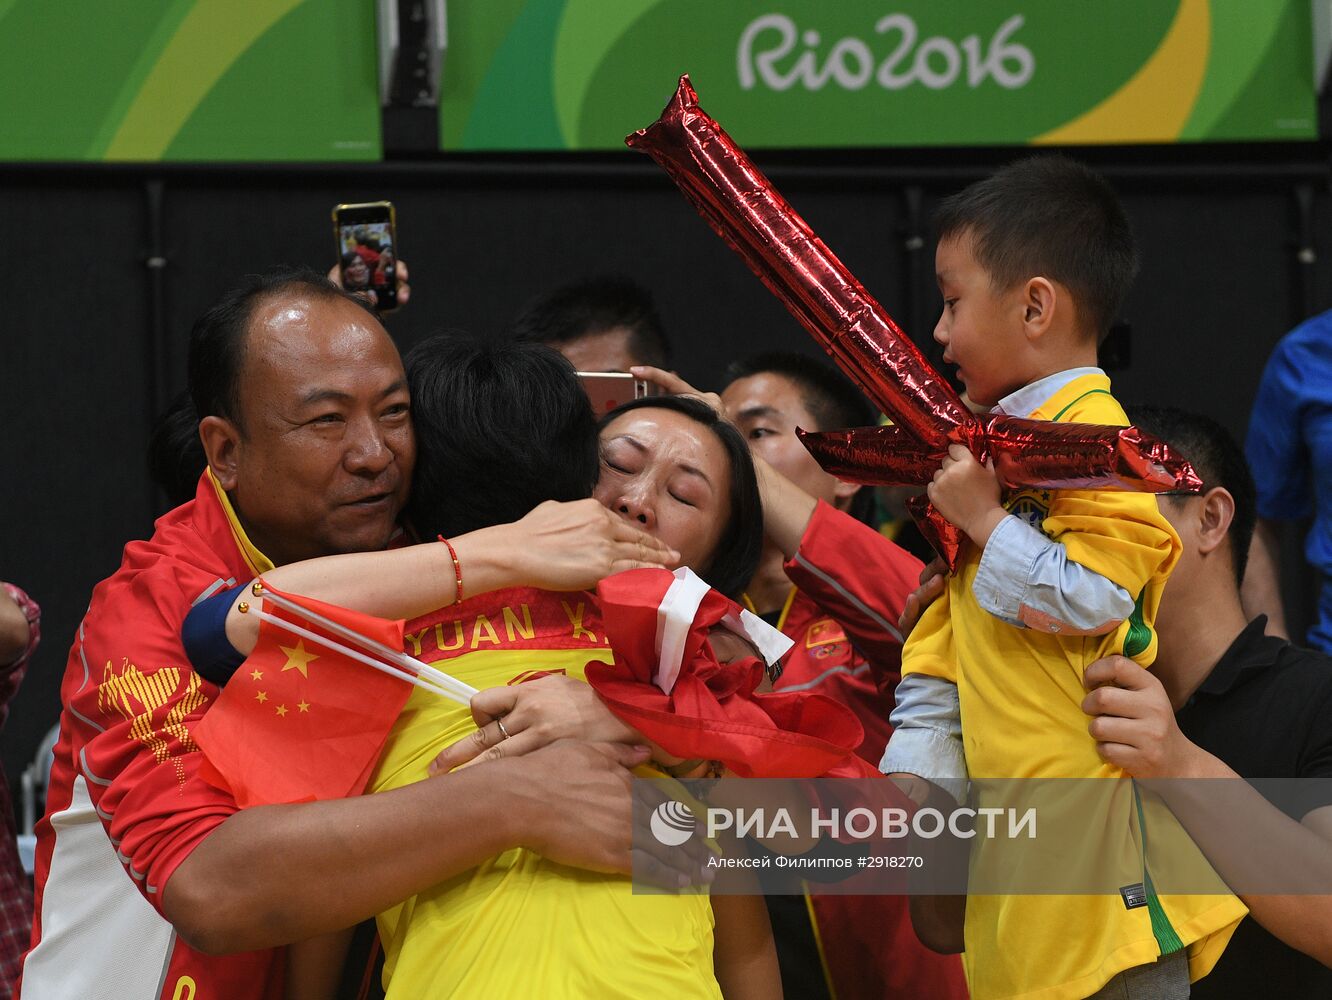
[627,76,1199,569]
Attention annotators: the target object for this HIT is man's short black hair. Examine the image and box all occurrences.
[935,155,1138,342]
[1126,405,1257,586]
[404,336,599,540]
[187,267,374,430]
[148,389,207,507]
[725,351,874,432]
[511,275,671,368]
[598,395,763,599]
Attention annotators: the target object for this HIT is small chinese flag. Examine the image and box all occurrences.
[194,587,411,807]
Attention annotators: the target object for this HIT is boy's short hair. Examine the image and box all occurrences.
[724,351,875,433]
[1126,405,1257,586]
[511,275,671,368]
[935,156,1138,342]
[404,335,599,540]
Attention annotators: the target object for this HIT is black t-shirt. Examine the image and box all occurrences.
[1176,617,1332,998]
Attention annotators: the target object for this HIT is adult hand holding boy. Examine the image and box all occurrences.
[1082,654,1203,779]
[1082,652,1332,968]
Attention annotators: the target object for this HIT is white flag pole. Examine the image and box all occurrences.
[251,608,470,706]
[254,584,477,701]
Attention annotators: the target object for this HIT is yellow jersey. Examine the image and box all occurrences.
[902,373,1245,999]
[369,588,720,999]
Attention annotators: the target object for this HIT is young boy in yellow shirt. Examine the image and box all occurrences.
[880,157,1246,1000]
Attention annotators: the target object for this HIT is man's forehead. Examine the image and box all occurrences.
[727,372,813,421]
[241,293,403,396]
[248,294,391,359]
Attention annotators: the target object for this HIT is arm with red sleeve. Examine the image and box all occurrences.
[44,516,252,898]
[24,502,289,997]
[781,499,924,694]
[31,493,635,977]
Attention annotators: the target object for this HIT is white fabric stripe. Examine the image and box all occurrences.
[777,661,871,693]
[791,553,903,644]
[722,607,794,666]
[994,366,1103,419]
[21,775,177,999]
[68,687,106,733]
[79,747,114,787]
[653,569,712,695]
[651,568,794,693]
[116,848,148,885]
[153,931,177,996]
[190,577,230,607]
[70,623,107,732]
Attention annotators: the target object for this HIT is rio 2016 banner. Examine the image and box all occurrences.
[0,0,380,161]
[440,0,1316,151]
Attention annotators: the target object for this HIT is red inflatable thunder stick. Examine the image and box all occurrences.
[626,76,1200,569]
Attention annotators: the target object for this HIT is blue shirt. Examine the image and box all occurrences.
[1246,312,1332,653]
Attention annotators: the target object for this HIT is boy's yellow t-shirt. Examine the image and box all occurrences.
[368,589,719,1000]
[902,373,1246,1000]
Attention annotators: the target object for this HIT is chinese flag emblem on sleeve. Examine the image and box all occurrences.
[193,588,412,808]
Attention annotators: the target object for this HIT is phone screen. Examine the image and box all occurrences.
[333,202,398,311]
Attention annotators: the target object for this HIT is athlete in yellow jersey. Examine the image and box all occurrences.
[370,590,724,998]
[354,338,779,998]
[881,161,1245,999]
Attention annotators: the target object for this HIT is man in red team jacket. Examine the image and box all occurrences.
[21,271,658,999]
[722,354,969,1000]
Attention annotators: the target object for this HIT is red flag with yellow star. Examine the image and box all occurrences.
[193,589,410,808]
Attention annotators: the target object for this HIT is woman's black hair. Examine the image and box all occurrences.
[598,395,763,599]
[404,335,599,540]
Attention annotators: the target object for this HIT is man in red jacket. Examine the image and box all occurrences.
[21,270,665,999]
[721,353,968,1000]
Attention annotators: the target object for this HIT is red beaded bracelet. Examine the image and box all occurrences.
[437,535,463,605]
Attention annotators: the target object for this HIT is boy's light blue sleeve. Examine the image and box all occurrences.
[972,515,1134,633]
[880,673,968,803]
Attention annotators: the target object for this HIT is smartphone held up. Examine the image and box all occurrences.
[577,371,660,416]
[333,201,399,311]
